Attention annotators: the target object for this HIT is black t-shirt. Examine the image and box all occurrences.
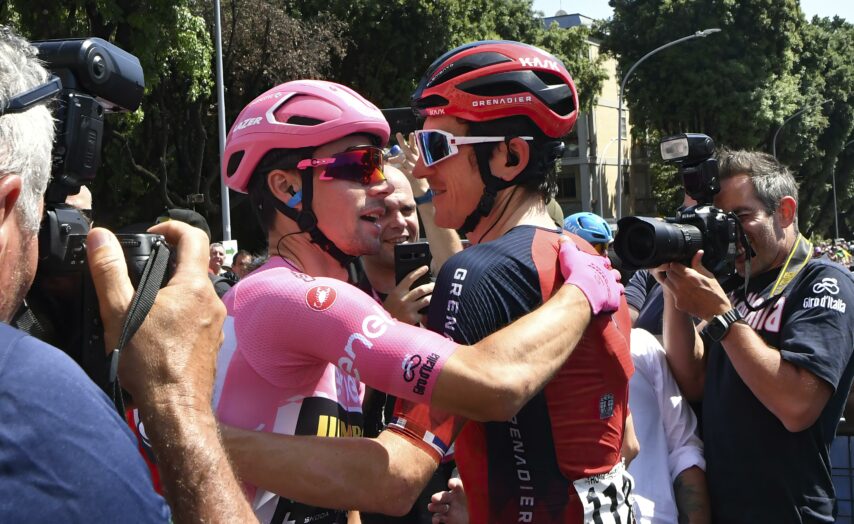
[702,258,854,523]
[624,270,664,335]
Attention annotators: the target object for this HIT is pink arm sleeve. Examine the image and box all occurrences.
[232,267,458,402]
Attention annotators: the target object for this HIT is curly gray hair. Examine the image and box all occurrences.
[0,26,55,235]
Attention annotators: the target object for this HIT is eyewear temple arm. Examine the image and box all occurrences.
[0,76,62,117]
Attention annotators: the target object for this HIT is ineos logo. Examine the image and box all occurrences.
[812,277,840,295]
[403,354,422,382]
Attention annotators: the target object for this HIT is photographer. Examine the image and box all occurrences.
[0,27,253,522]
[656,149,854,522]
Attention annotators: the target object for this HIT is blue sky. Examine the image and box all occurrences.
[532,0,852,22]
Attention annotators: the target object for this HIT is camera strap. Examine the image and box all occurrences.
[108,239,172,417]
[740,233,812,312]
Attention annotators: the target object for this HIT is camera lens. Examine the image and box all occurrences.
[614,216,703,269]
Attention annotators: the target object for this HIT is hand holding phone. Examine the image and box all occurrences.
[393,242,433,317]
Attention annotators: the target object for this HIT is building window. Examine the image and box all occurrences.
[620,114,628,139]
[557,166,579,200]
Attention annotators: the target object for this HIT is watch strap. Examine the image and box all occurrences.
[705,307,744,341]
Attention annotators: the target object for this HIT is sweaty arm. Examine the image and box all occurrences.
[223,425,440,516]
[659,285,707,401]
[88,224,255,523]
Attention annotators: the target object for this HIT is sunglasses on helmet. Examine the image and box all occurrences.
[414,129,533,167]
[297,146,386,186]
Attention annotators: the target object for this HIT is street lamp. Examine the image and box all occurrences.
[616,28,721,219]
[772,99,832,158]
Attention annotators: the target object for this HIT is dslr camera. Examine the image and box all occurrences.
[614,133,746,277]
[17,38,170,392]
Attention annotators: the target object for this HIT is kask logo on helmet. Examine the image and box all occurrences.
[518,56,560,71]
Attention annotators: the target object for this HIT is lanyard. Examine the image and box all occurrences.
[739,233,812,312]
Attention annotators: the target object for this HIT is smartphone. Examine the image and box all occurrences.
[395,242,433,316]
[394,242,433,289]
[381,107,419,136]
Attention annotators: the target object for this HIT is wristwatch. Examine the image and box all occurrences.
[704,308,744,342]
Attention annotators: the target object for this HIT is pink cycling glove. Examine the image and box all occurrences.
[559,238,623,315]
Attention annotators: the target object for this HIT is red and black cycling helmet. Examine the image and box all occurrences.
[412,40,578,138]
[412,41,579,234]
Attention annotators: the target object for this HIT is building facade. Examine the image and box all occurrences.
[543,13,655,220]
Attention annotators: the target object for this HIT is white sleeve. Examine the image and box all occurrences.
[634,329,706,480]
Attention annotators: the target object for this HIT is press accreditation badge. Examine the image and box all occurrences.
[572,460,636,524]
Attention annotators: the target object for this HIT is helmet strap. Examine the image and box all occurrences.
[269,170,356,268]
[459,142,514,236]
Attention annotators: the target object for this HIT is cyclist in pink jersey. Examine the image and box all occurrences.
[215,79,623,524]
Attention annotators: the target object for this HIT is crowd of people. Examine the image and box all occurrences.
[3,23,854,524]
[814,238,854,268]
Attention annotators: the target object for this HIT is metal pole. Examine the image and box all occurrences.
[772,99,831,159]
[616,28,721,219]
[214,0,232,241]
[597,137,618,217]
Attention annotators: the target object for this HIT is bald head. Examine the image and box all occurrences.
[372,165,419,270]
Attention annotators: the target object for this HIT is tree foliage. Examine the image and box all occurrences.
[283,0,605,109]
[602,1,854,237]
[2,0,604,250]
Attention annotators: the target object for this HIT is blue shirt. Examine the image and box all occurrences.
[0,322,170,522]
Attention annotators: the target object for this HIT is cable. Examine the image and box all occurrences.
[475,186,519,244]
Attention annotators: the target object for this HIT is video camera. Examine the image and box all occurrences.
[18,38,170,392]
[613,133,747,277]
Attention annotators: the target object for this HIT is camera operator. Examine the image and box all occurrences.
[0,27,253,522]
[655,149,854,522]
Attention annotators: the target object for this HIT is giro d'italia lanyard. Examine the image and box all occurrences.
[740,233,812,312]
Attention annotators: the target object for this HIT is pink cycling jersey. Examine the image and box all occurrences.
[213,257,456,523]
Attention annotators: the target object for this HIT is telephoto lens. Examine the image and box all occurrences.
[614,216,703,269]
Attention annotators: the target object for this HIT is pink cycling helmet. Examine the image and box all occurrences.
[223,80,390,193]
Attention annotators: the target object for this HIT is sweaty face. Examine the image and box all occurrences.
[713,174,787,277]
[311,134,394,257]
[412,116,485,229]
[375,166,419,268]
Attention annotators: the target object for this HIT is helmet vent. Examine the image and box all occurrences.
[413,94,449,111]
[430,65,475,87]
[226,151,245,177]
[461,81,524,97]
[286,115,325,126]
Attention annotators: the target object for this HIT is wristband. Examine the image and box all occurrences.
[414,189,434,205]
